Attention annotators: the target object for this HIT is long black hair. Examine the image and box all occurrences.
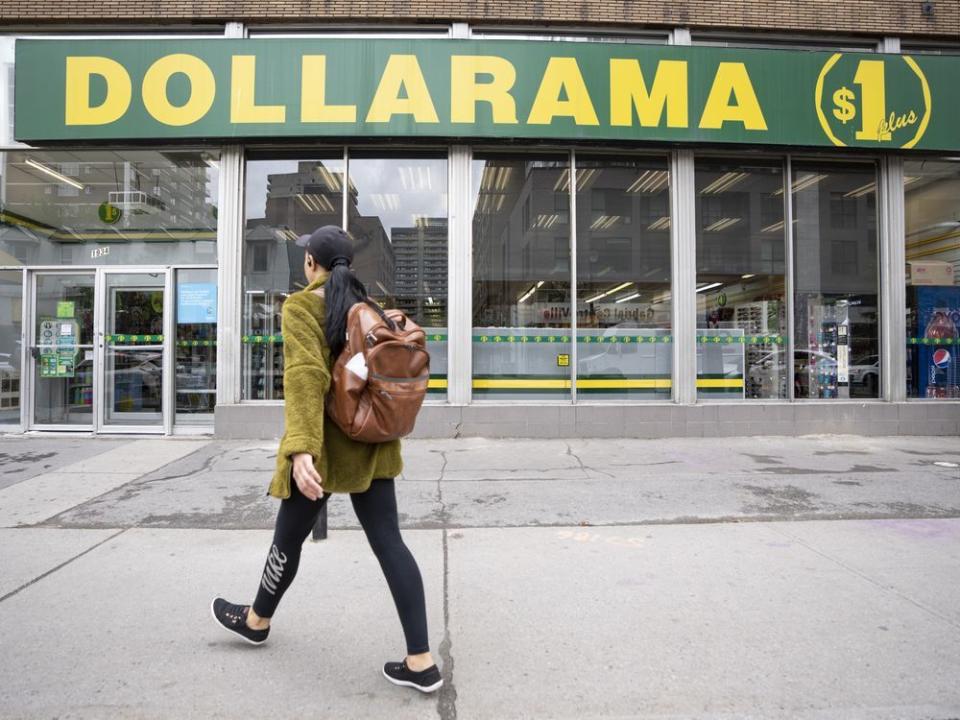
[323,262,394,358]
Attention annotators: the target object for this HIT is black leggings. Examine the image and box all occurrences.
[252,478,429,655]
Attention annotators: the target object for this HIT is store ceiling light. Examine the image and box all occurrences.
[615,291,641,304]
[844,181,876,198]
[741,273,756,279]
[704,217,741,232]
[627,170,669,194]
[534,213,561,229]
[296,193,335,214]
[370,193,401,211]
[773,173,827,196]
[590,214,621,231]
[696,282,724,293]
[761,220,785,234]
[25,158,84,191]
[585,281,634,304]
[648,216,671,231]
[316,165,342,192]
[701,171,748,195]
[481,165,513,192]
[518,280,544,304]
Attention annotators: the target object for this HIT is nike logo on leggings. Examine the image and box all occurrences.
[260,544,288,596]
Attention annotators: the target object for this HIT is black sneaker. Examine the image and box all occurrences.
[382,659,444,693]
[210,597,269,645]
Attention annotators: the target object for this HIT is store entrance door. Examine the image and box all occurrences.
[97,270,170,433]
[27,269,172,434]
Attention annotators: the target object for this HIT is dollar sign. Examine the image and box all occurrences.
[832,86,857,124]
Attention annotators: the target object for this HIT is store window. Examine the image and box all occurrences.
[0,150,219,266]
[472,154,571,400]
[904,159,960,399]
[792,161,879,399]
[0,269,22,427]
[347,152,448,398]
[242,150,448,400]
[175,268,217,424]
[575,156,671,400]
[243,152,344,400]
[695,159,787,399]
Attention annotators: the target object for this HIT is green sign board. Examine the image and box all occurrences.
[13,38,960,150]
[56,301,75,318]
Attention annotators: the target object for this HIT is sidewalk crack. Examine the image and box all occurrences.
[769,524,960,634]
[0,527,128,604]
[437,527,458,720]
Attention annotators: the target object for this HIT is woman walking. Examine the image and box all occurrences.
[211,225,442,694]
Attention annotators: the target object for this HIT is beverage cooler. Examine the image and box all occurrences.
[908,285,960,399]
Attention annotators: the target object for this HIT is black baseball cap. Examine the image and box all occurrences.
[296,225,354,269]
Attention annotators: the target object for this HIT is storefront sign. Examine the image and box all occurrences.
[13,38,960,150]
[98,201,122,224]
[177,282,217,324]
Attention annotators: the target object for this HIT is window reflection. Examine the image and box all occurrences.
[0,150,218,267]
[576,157,672,400]
[793,162,879,400]
[904,160,960,399]
[695,160,787,400]
[242,152,448,400]
[349,154,448,397]
[471,156,572,400]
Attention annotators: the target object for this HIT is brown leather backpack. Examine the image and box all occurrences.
[324,299,430,443]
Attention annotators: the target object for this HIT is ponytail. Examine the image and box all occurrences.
[323,264,395,358]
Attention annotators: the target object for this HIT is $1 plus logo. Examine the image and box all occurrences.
[815,53,931,149]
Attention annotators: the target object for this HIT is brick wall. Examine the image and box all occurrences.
[1,1,958,40]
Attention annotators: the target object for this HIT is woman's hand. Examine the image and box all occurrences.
[291,453,324,501]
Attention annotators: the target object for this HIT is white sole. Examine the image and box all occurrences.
[382,668,444,694]
[209,599,268,646]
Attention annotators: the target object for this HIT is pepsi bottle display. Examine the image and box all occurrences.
[908,286,960,399]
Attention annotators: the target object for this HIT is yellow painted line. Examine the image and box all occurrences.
[472,378,571,389]
[577,378,672,389]
[696,378,744,388]
[428,378,448,389]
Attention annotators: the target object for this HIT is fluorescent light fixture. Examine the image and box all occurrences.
[296,193,336,214]
[761,220,785,234]
[584,281,634,304]
[773,173,827,196]
[704,217,741,232]
[590,215,621,231]
[518,280,544,304]
[627,170,669,194]
[701,172,748,195]
[316,165,342,192]
[615,292,641,304]
[843,181,877,198]
[696,282,724,293]
[25,158,84,190]
[648,216,671,231]
[741,273,756,280]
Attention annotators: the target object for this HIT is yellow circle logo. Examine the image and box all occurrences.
[815,53,931,149]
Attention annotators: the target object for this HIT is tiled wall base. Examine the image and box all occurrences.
[215,402,960,440]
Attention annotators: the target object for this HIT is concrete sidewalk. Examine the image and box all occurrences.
[1,434,959,719]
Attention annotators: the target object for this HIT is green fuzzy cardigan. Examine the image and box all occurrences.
[268,275,403,498]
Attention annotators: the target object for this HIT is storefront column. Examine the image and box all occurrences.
[216,145,244,407]
[670,149,697,405]
[880,155,907,402]
[447,144,473,405]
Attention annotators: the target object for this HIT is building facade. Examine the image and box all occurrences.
[1,2,959,438]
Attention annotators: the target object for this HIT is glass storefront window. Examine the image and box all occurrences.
[695,159,787,400]
[347,152,448,398]
[471,154,571,400]
[792,161,879,399]
[0,269,22,426]
[575,156,671,400]
[176,268,217,424]
[243,152,344,400]
[242,150,449,400]
[904,160,960,399]
[0,150,219,266]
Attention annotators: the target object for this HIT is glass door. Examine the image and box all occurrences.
[29,273,96,429]
[98,270,169,432]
